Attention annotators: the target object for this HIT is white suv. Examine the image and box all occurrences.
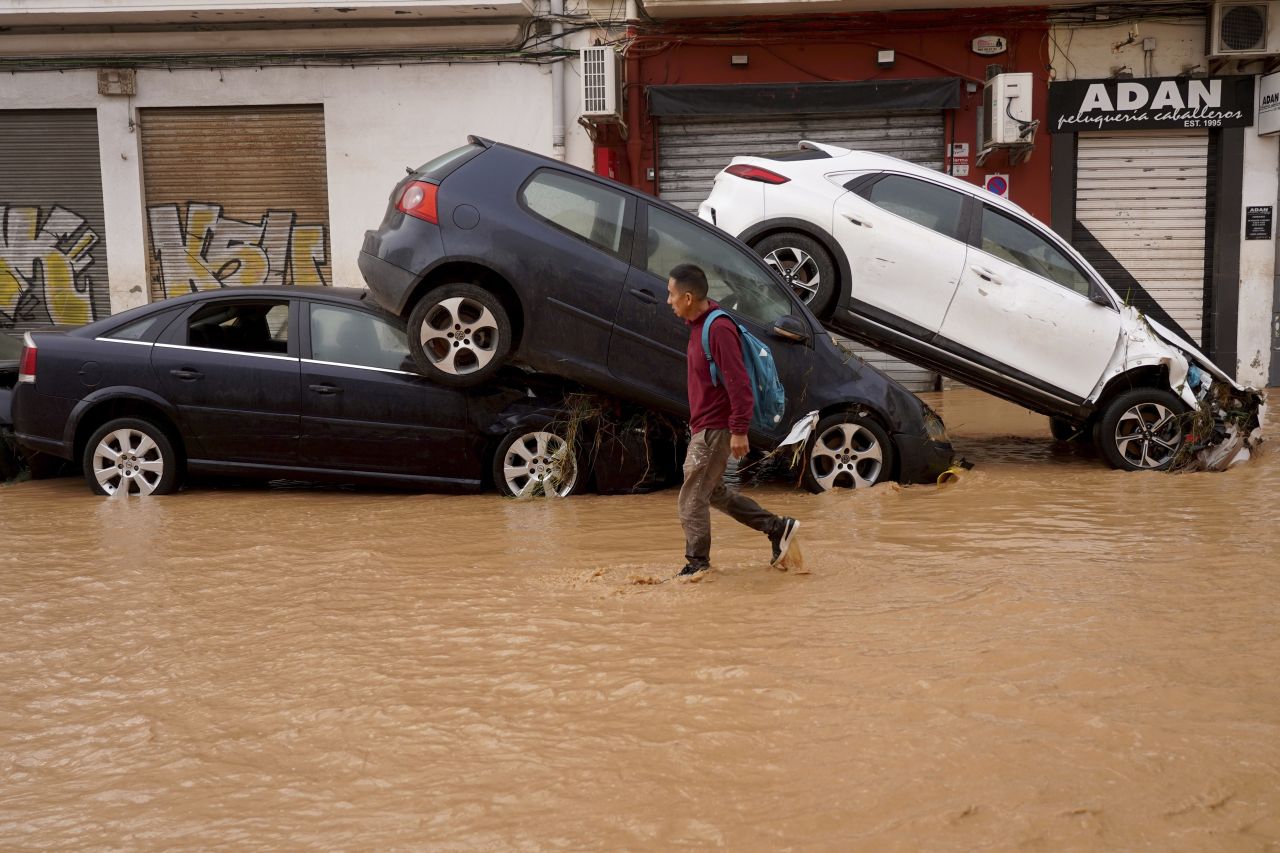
[699,142,1264,471]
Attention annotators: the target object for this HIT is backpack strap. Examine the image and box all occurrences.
[700,308,729,387]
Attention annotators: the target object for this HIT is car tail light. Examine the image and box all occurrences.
[18,332,36,384]
[397,180,439,224]
[725,164,790,185]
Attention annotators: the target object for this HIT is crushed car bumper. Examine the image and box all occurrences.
[358,247,419,317]
[895,433,954,485]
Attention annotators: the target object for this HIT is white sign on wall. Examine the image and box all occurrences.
[1260,70,1280,136]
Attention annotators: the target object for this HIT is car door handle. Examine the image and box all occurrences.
[629,288,658,304]
[970,266,1000,283]
[308,383,342,395]
[842,214,873,229]
[169,368,203,381]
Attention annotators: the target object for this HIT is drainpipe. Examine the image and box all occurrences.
[551,0,566,161]
[626,44,643,187]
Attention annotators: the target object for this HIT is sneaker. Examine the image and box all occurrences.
[769,517,800,566]
[677,562,709,577]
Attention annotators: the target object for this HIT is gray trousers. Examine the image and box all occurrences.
[679,429,779,568]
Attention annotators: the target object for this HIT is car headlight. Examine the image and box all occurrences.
[923,410,949,443]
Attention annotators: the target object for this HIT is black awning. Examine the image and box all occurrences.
[647,79,962,117]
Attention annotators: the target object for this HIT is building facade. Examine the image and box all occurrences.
[0,1,611,332]
[589,1,1278,388]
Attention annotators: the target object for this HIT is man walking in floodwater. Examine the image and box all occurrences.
[666,263,799,577]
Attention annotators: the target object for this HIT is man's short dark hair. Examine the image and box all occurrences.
[669,264,709,300]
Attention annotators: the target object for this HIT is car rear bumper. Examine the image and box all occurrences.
[894,433,954,485]
[359,217,445,316]
[358,247,419,317]
[12,383,75,459]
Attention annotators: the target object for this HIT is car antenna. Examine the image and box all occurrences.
[405,165,414,175]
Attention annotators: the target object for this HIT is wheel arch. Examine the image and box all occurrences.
[71,393,186,471]
[737,217,851,317]
[406,259,526,351]
[1092,363,1173,413]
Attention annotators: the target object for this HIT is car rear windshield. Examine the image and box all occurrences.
[415,143,485,181]
[0,333,22,362]
[761,149,832,162]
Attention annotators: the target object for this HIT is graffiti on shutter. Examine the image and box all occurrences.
[0,204,103,328]
[147,202,328,297]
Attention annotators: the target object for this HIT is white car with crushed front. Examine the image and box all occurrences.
[699,142,1264,472]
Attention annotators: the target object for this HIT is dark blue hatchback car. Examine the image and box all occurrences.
[359,136,953,490]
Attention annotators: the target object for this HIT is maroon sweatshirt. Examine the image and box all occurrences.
[686,302,754,436]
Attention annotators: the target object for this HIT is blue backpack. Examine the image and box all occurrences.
[701,308,787,433]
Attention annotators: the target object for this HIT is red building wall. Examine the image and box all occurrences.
[605,9,1052,224]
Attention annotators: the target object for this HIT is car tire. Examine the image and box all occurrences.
[802,411,894,493]
[82,417,182,496]
[493,426,584,498]
[754,232,839,318]
[1095,387,1188,472]
[407,283,512,387]
[1049,416,1090,443]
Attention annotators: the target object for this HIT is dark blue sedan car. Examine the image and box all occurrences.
[10,287,671,497]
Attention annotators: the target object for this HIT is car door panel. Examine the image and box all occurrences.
[831,178,968,334]
[152,300,300,465]
[939,207,1122,401]
[300,303,474,480]
[442,161,634,386]
[299,362,472,478]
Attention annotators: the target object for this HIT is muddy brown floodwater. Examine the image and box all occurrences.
[1,388,1278,850]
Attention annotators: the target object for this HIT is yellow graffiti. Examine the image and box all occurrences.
[0,204,98,328]
[148,203,328,297]
[290,226,328,287]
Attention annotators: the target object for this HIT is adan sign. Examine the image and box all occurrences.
[1048,76,1255,133]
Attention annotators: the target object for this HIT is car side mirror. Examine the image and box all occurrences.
[1089,290,1112,308]
[772,315,809,343]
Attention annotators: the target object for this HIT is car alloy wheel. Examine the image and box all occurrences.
[803,412,893,492]
[407,283,512,388]
[495,429,580,497]
[763,246,822,304]
[1113,403,1182,469]
[82,417,181,496]
[753,232,838,318]
[1096,387,1186,472]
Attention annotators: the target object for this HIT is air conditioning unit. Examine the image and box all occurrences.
[1210,1,1280,56]
[982,72,1035,146]
[580,46,622,121]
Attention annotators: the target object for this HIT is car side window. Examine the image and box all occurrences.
[310,305,412,372]
[645,205,796,328]
[521,170,630,257]
[863,175,966,241]
[186,301,289,354]
[105,315,163,342]
[979,207,1093,296]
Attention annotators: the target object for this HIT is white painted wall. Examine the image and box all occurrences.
[1049,20,1207,80]
[1238,109,1278,387]
[1,60,575,312]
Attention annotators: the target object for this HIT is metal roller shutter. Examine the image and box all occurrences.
[1074,130,1210,345]
[656,111,945,392]
[140,105,332,302]
[0,109,109,331]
